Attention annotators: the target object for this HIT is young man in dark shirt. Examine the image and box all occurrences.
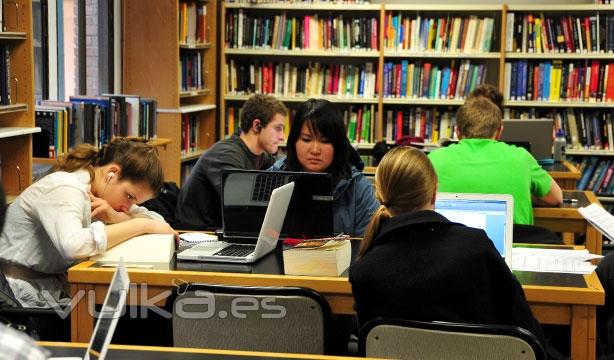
[175,94,287,230]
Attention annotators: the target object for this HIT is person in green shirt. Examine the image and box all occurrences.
[428,96,563,225]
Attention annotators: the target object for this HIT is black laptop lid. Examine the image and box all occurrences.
[221,169,334,242]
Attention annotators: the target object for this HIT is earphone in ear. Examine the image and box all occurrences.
[255,124,262,130]
[106,171,115,183]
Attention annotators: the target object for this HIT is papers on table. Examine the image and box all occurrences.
[578,203,614,242]
[511,248,602,274]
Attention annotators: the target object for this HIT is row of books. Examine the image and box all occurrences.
[179,1,208,45]
[571,157,614,195]
[384,107,457,144]
[180,51,206,92]
[383,13,495,53]
[504,60,614,102]
[0,44,10,105]
[225,11,378,51]
[505,12,614,54]
[344,104,376,143]
[508,107,614,151]
[33,95,158,159]
[382,60,488,100]
[181,113,200,155]
[226,60,378,98]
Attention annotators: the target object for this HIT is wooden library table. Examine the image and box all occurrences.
[533,190,602,254]
[365,160,580,190]
[40,342,372,360]
[68,243,604,360]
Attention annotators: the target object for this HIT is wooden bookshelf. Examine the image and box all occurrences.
[123,0,218,184]
[0,0,36,198]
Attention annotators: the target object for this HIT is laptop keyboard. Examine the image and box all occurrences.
[214,244,256,257]
[251,173,286,202]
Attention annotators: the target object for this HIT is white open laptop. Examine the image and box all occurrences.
[49,259,130,360]
[434,193,514,266]
[177,182,295,264]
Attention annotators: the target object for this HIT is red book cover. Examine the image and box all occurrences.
[371,18,378,50]
[606,63,614,101]
[584,17,592,52]
[394,64,401,97]
[448,65,458,99]
[326,66,333,95]
[332,64,340,95]
[422,62,431,98]
[590,60,600,100]
[355,107,363,142]
[419,109,427,139]
[395,110,403,141]
[560,16,573,52]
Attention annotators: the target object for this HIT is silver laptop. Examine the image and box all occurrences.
[500,118,554,161]
[49,260,130,360]
[434,193,514,267]
[177,182,295,263]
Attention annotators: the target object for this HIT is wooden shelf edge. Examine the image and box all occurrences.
[386,4,502,11]
[505,101,614,108]
[0,103,28,114]
[225,48,379,57]
[507,4,614,11]
[180,89,211,98]
[505,52,614,59]
[383,98,465,106]
[224,3,380,11]
[225,94,378,103]
[181,149,206,162]
[0,32,27,40]
[179,42,213,49]
[384,51,500,59]
[567,150,614,156]
[158,104,217,114]
[0,127,41,138]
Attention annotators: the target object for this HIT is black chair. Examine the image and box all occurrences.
[513,224,563,245]
[166,283,332,354]
[359,317,545,360]
[0,272,70,341]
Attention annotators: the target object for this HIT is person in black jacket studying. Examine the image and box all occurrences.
[349,146,546,348]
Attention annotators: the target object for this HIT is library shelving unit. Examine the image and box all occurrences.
[0,0,39,203]
[381,4,503,147]
[221,1,383,149]
[221,2,505,150]
[502,4,614,201]
[123,0,217,184]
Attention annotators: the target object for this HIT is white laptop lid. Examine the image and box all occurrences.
[84,260,130,360]
[434,193,514,266]
[251,181,295,261]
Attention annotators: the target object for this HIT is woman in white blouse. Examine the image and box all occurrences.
[0,137,176,307]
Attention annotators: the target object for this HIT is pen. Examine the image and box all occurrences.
[562,198,578,204]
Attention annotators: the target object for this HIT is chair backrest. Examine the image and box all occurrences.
[513,224,562,245]
[166,283,331,354]
[359,318,545,360]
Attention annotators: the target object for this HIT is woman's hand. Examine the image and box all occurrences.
[89,192,131,224]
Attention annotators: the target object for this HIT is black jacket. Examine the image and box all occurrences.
[349,210,545,345]
[175,135,274,230]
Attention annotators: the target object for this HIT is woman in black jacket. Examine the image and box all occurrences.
[349,146,545,346]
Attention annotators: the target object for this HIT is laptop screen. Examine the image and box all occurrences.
[221,170,334,241]
[434,193,513,264]
[500,119,554,161]
[86,261,129,360]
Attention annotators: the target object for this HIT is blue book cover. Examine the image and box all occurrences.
[578,157,599,190]
[440,66,450,100]
[543,61,552,101]
[515,61,524,101]
[397,15,404,49]
[401,60,408,97]
[520,60,527,100]
[392,16,398,48]
[359,67,365,96]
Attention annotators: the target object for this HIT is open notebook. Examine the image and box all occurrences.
[435,193,514,266]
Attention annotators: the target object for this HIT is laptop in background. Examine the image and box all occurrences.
[434,193,514,266]
[500,119,554,161]
[177,182,295,264]
[220,169,334,242]
[49,261,130,360]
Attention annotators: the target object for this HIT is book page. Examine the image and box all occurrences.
[578,203,614,242]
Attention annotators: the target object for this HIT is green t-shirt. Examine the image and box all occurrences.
[428,139,552,225]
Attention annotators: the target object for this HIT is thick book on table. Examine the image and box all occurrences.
[283,239,351,277]
[90,234,175,267]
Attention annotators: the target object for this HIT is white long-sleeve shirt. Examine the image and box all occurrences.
[0,169,164,306]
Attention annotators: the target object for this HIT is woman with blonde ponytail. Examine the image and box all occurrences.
[350,146,546,348]
[0,137,176,307]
